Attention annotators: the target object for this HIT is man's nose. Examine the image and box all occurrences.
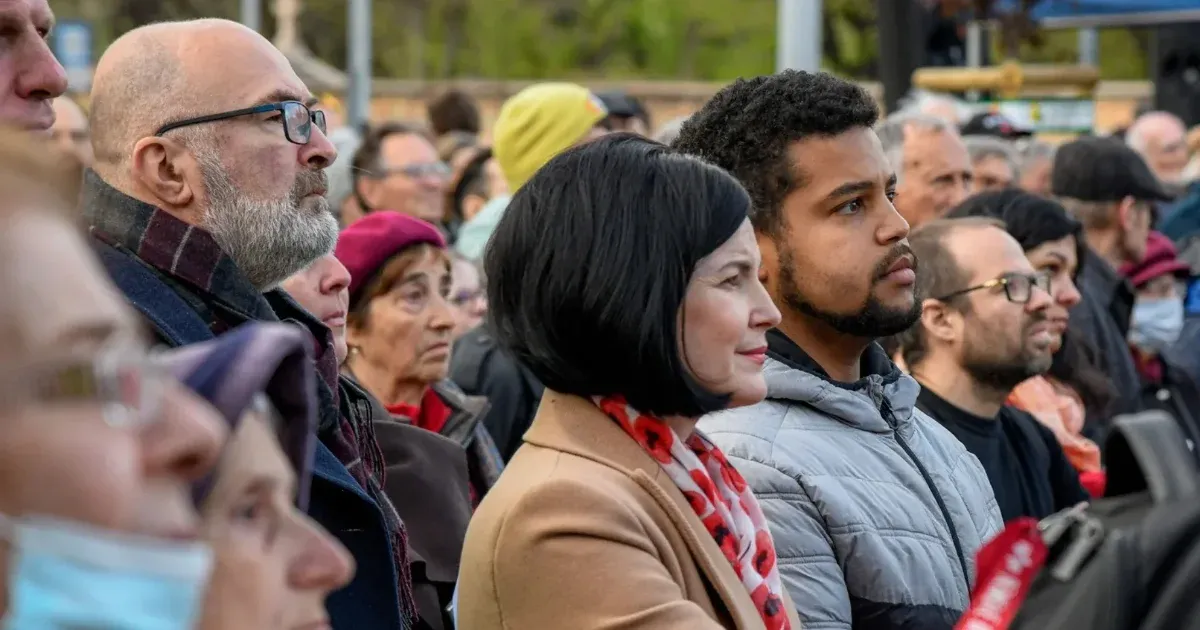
[16,38,68,102]
[1028,284,1054,312]
[301,125,338,170]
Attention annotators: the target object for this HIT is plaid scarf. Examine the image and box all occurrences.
[595,395,791,630]
[83,171,417,625]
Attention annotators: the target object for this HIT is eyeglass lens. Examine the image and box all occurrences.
[405,163,451,179]
[1005,273,1051,304]
[283,102,327,145]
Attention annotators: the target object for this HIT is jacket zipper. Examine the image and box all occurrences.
[880,397,971,592]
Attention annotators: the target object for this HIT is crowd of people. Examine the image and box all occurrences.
[7,0,1200,628]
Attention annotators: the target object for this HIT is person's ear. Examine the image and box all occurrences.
[130,136,198,213]
[357,175,384,210]
[920,298,962,345]
[755,230,779,292]
[461,193,487,223]
[1116,196,1138,232]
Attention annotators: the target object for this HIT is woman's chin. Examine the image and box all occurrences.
[418,363,451,384]
[726,380,769,410]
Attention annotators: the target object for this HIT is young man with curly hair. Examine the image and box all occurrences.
[678,70,1002,630]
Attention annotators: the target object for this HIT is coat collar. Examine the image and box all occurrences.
[523,390,802,628]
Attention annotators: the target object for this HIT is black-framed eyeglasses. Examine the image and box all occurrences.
[936,271,1052,305]
[155,101,327,145]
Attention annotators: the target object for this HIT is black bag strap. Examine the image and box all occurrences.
[1104,410,1200,503]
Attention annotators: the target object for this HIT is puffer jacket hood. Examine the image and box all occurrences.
[762,330,921,435]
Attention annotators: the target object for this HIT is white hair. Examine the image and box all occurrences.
[1126,110,1186,157]
[1015,139,1056,171]
[895,89,971,125]
[875,112,955,182]
[964,135,1021,179]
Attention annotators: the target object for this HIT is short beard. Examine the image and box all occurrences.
[962,360,1043,394]
[961,316,1053,394]
[195,145,338,291]
[777,245,921,338]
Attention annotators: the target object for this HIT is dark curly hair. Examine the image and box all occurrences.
[672,70,879,236]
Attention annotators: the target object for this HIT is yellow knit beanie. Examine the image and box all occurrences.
[491,83,607,192]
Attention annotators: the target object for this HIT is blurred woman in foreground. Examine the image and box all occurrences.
[165,323,355,630]
[0,130,226,627]
[457,134,800,629]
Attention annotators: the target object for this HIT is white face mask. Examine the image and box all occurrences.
[0,513,213,630]
[1130,297,1186,354]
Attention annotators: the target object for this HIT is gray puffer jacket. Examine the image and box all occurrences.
[698,333,1002,630]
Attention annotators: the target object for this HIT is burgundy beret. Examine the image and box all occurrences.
[335,211,447,298]
[1120,231,1190,289]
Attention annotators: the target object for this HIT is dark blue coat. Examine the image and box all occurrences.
[94,240,408,630]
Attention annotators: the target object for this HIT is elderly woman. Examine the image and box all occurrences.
[946,189,1112,495]
[0,129,226,628]
[1119,232,1200,450]
[457,133,800,628]
[165,323,355,630]
[335,211,503,501]
[284,226,498,629]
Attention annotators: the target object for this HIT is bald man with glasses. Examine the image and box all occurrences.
[83,18,417,630]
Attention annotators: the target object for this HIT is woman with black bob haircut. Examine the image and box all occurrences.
[456,133,801,629]
[945,189,1113,495]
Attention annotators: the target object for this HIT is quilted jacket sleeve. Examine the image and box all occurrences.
[728,456,852,630]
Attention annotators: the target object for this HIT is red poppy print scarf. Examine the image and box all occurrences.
[595,395,791,630]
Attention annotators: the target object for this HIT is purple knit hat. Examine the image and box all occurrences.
[161,322,318,510]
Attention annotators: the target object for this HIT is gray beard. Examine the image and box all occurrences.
[196,149,338,291]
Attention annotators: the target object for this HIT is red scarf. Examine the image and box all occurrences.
[595,395,791,630]
[385,389,452,434]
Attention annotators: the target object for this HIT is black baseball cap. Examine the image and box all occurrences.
[596,91,646,119]
[1051,136,1173,203]
[960,112,1034,139]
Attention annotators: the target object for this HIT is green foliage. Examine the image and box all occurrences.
[49,0,1148,81]
[1006,27,1149,80]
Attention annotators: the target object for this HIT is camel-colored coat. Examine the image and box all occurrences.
[457,390,804,629]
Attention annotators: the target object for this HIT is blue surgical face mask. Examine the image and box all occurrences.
[1130,297,1186,354]
[0,513,213,630]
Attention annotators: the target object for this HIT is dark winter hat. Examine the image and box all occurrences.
[163,322,317,510]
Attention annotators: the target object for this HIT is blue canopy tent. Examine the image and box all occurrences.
[994,0,1200,27]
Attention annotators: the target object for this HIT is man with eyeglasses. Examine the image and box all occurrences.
[897,217,1090,521]
[82,18,415,630]
[350,121,450,227]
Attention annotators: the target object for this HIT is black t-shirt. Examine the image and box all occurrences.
[917,386,1089,522]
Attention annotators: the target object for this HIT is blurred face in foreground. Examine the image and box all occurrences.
[0,193,226,614]
[197,402,353,630]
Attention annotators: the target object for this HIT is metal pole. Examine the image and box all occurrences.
[347,0,372,131]
[1078,27,1099,66]
[965,20,983,101]
[876,0,922,113]
[240,0,261,32]
[776,0,823,73]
